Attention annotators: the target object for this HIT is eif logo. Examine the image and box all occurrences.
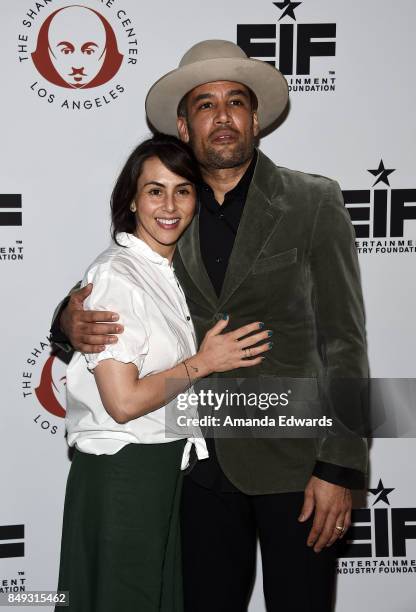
[0,195,22,226]
[342,160,416,252]
[337,480,416,576]
[0,525,24,558]
[237,1,336,92]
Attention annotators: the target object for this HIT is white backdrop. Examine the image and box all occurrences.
[1,1,415,610]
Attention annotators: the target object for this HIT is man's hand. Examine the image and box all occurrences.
[298,476,351,553]
[60,283,123,353]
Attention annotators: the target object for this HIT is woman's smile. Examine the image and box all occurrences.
[155,216,181,230]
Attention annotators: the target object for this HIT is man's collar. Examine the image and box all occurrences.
[198,149,258,203]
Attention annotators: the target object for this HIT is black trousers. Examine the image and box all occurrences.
[181,476,338,612]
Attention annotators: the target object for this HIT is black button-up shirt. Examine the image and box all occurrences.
[198,151,257,297]
[188,152,257,491]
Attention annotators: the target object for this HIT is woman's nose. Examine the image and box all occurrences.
[162,193,176,212]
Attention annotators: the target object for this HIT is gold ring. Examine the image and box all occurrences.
[335,525,345,533]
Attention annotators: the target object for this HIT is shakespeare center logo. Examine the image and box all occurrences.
[342,159,416,254]
[21,336,66,436]
[337,479,416,576]
[0,194,24,264]
[17,1,139,110]
[237,0,336,93]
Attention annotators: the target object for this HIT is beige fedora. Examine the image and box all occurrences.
[145,39,289,136]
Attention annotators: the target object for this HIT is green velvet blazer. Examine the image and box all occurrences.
[172,149,369,494]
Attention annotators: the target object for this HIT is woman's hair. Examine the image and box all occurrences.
[111,134,201,244]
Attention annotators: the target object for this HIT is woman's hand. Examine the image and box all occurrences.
[93,316,272,424]
[194,316,272,376]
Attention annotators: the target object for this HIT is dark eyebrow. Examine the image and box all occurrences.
[143,181,192,188]
[143,181,164,188]
[191,93,214,105]
[81,42,98,50]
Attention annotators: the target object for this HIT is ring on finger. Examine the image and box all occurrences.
[244,347,251,358]
[335,525,345,534]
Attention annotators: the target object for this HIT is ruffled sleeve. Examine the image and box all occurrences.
[82,267,149,373]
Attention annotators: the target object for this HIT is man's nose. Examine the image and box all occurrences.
[214,102,232,124]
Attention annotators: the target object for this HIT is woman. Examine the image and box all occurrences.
[56,134,272,612]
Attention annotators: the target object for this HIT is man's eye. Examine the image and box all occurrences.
[230,99,243,106]
[199,102,212,110]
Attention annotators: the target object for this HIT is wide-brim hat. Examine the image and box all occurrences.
[145,39,289,136]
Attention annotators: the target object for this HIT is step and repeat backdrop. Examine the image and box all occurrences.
[1,1,415,610]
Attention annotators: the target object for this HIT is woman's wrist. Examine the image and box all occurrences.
[185,353,212,380]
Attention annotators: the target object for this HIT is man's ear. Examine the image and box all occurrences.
[252,111,260,137]
[177,116,190,143]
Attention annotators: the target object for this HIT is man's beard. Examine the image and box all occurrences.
[201,140,254,169]
[188,126,255,170]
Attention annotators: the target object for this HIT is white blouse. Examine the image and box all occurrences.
[65,232,208,469]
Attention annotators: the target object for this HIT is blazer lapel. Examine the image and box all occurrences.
[176,207,219,311]
[177,150,287,311]
[218,150,286,307]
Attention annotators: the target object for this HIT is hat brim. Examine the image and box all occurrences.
[145,57,289,136]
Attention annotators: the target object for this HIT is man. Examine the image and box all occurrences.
[51,40,368,611]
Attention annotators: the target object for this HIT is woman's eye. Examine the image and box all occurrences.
[178,189,190,196]
[149,189,162,196]
[83,48,95,55]
[61,48,73,55]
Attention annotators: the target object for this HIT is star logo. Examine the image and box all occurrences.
[368,159,396,187]
[273,0,302,21]
[368,479,395,505]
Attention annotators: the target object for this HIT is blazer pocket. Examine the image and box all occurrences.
[252,247,297,275]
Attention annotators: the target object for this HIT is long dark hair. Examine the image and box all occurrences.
[111,134,200,244]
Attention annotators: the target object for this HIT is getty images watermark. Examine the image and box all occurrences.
[164,377,416,439]
[163,376,368,440]
[175,388,332,430]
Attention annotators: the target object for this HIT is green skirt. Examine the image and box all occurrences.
[56,440,186,612]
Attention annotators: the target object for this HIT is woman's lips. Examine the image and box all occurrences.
[155,218,180,230]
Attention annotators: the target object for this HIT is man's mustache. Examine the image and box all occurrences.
[210,127,239,139]
[69,67,86,77]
